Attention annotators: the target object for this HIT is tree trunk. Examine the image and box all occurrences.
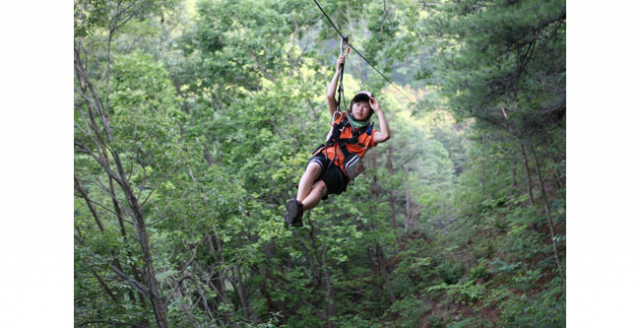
[207,233,234,322]
[376,243,396,304]
[204,143,215,167]
[386,148,398,230]
[543,139,565,190]
[404,165,411,233]
[321,245,336,328]
[482,132,486,192]
[518,144,535,206]
[511,152,518,191]
[110,149,168,327]
[101,144,146,308]
[74,175,105,232]
[90,269,119,303]
[234,266,251,321]
[530,144,565,283]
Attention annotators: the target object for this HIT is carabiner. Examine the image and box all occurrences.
[333,109,343,122]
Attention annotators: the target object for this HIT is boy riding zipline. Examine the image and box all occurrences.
[284,54,391,227]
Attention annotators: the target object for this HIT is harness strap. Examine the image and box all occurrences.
[327,122,372,157]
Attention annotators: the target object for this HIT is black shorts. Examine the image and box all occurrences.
[307,154,349,200]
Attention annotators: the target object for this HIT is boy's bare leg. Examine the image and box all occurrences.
[296,163,322,202]
[301,181,328,211]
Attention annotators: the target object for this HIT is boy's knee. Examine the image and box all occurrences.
[307,162,322,175]
[316,180,328,195]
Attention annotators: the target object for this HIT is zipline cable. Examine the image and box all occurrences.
[348,46,411,102]
[312,0,345,38]
[311,0,414,103]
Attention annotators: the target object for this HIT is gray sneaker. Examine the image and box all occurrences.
[284,199,303,228]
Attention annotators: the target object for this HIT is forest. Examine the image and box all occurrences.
[73,0,566,326]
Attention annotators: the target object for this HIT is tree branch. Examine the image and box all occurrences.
[75,234,150,296]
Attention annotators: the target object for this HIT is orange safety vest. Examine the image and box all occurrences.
[314,113,378,178]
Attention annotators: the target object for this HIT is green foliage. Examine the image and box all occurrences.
[469,262,491,282]
[435,260,465,285]
[499,278,565,327]
[382,295,429,328]
[421,0,566,137]
[426,281,486,305]
[447,317,493,328]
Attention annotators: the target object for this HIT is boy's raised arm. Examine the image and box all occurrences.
[370,97,391,144]
[326,55,345,118]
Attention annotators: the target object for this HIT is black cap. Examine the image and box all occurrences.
[352,91,373,103]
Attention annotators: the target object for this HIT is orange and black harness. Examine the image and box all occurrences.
[313,112,372,181]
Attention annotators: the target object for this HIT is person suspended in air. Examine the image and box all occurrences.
[284,54,391,227]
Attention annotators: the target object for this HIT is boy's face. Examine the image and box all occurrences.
[351,100,371,121]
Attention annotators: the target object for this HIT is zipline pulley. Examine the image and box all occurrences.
[340,34,350,56]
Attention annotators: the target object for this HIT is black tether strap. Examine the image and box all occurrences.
[337,35,349,112]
